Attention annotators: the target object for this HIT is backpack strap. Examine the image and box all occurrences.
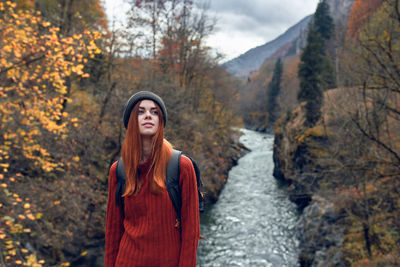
[115,157,125,213]
[166,149,182,224]
[184,154,205,212]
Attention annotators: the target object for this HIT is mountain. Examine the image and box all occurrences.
[222,15,312,78]
[223,0,356,79]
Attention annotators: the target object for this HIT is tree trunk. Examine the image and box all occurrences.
[362,222,372,257]
[98,82,117,127]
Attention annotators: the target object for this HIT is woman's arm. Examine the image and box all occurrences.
[178,155,200,267]
[105,162,125,267]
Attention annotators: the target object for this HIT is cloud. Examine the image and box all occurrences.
[210,0,317,25]
[104,0,320,61]
[205,0,320,61]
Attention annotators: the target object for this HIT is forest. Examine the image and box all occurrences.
[252,0,400,266]
[0,0,243,265]
[1,0,399,266]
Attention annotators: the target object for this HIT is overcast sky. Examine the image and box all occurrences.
[104,0,320,62]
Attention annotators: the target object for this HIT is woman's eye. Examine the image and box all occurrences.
[138,110,144,114]
[151,110,158,115]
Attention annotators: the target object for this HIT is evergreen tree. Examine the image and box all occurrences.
[298,27,325,125]
[314,0,334,40]
[314,0,336,90]
[320,56,336,90]
[267,58,283,124]
[298,0,334,126]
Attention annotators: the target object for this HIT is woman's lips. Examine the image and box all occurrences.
[143,123,154,127]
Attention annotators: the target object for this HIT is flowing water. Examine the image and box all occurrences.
[197,129,300,267]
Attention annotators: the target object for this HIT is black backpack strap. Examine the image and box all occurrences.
[166,149,182,224]
[184,154,205,212]
[115,157,126,211]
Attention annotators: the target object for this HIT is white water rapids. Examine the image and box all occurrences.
[197,129,300,267]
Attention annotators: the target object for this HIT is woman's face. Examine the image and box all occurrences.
[137,100,160,137]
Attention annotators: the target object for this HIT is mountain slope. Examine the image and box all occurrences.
[223,15,312,78]
[224,0,356,79]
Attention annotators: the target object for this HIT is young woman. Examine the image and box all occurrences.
[105,91,200,267]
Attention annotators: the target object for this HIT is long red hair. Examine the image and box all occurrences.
[121,101,172,196]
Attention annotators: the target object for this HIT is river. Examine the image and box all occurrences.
[197,129,300,267]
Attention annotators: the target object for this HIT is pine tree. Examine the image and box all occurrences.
[298,0,334,126]
[314,0,336,90]
[314,0,334,40]
[298,27,325,125]
[267,58,283,124]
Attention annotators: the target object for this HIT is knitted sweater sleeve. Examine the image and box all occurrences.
[105,162,124,267]
[178,155,200,267]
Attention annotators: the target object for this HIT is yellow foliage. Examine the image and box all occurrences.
[297,125,328,144]
[26,213,35,220]
[0,1,101,174]
[26,253,43,267]
[80,250,88,256]
[0,3,102,266]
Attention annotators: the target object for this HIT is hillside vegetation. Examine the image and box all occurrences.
[272,0,400,265]
[0,1,243,266]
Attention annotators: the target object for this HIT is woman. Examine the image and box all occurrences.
[105,91,200,267]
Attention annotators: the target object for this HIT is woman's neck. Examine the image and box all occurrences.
[141,137,153,162]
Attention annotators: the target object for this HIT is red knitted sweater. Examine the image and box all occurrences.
[105,155,200,267]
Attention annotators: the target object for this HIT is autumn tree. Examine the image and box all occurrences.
[0,1,101,174]
[347,0,383,38]
[155,0,216,113]
[346,0,400,172]
[0,0,239,265]
[125,0,168,59]
[33,0,107,35]
[0,1,101,265]
[116,0,241,203]
[267,58,283,124]
[290,0,400,263]
[333,0,400,263]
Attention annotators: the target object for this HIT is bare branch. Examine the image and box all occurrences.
[351,117,400,164]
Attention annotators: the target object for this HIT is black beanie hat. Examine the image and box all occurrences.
[123,91,167,129]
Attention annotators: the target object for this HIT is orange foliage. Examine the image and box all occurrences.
[279,55,300,112]
[94,0,108,31]
[0,3,101,264]
[284,56,300,79]
[0,1,101,173]
[14,0,35,9]
[347,0,383,38]
[159,37,183,73]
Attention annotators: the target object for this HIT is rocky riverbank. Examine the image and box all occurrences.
[273,87,400,266]
[272,106,343,266]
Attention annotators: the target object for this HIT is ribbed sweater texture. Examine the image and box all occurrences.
[105,155,200,267]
